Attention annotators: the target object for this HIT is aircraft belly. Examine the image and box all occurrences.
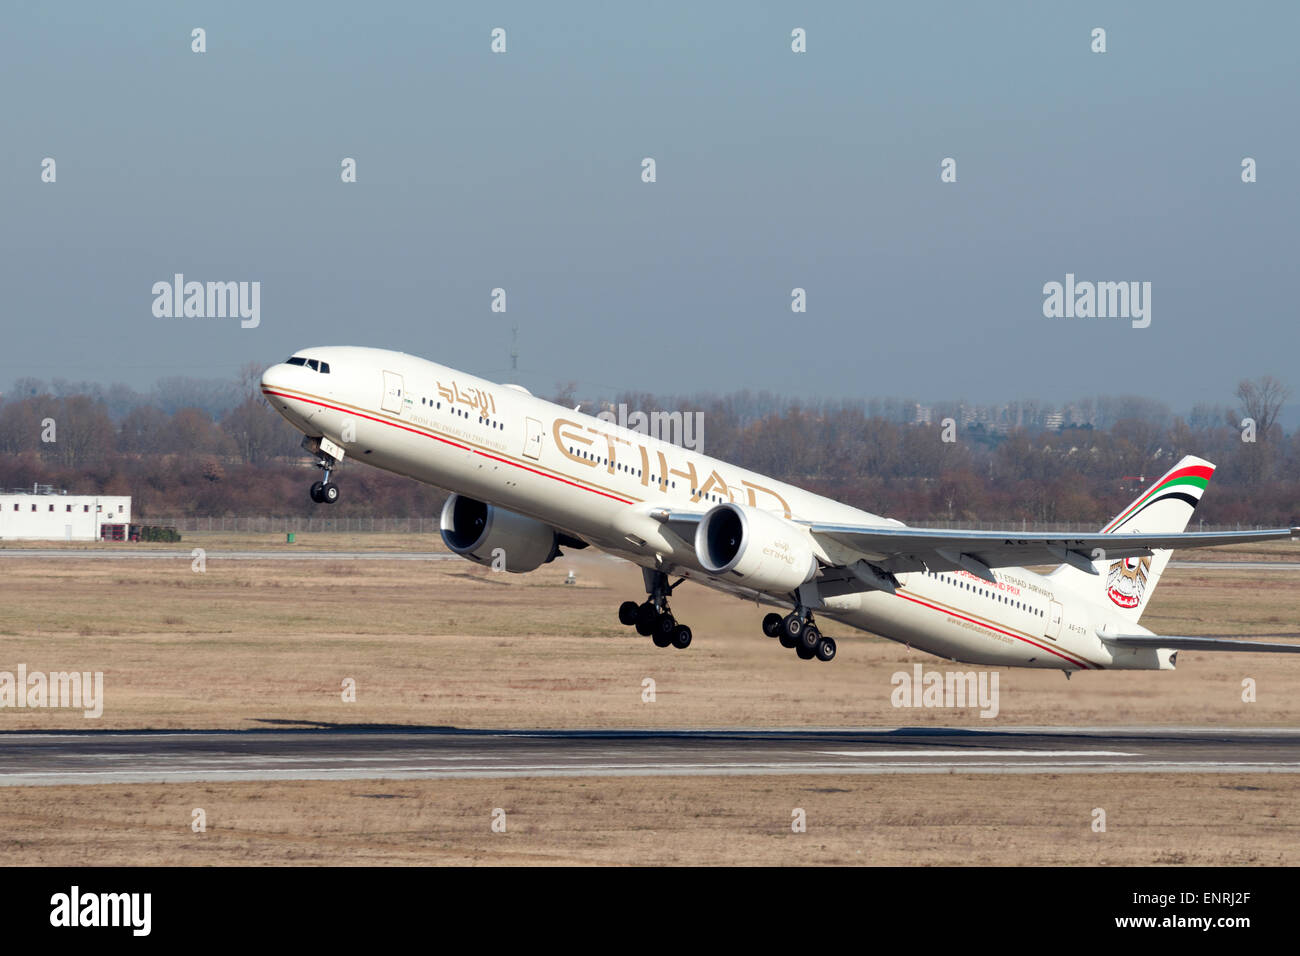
[825,587,1082,669]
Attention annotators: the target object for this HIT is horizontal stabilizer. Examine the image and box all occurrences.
[1101,633,1300,654]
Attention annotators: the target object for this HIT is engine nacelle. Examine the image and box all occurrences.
[440,494,559,573]
[695,503,818,594]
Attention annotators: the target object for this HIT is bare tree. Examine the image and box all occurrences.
[238,361,265,400]
[43,396,113,467]
[1237,376,1290,441]
[1235,376,1291,485]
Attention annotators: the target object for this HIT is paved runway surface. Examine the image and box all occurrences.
[2,726,1299,786]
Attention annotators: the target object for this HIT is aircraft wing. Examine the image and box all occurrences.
[803,524,1297,580]
[1100,633,1300,654]
[651,510,710,544]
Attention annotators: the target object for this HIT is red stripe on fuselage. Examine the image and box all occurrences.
[260,387,636,505]
[892,590,1099,669]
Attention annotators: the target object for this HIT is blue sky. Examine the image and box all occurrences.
[1,1,1296,410]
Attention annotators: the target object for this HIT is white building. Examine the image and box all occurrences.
[0,488,132,541]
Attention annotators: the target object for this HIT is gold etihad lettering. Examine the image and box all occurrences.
[698,469,731,502]
[552,417,791,517]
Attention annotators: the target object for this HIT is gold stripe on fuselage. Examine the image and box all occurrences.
[263,383,647,504]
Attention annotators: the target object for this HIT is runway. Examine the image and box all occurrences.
[3,726,1300,786]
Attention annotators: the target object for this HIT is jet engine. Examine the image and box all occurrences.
[694,502,818,593]
[439,494,560,573]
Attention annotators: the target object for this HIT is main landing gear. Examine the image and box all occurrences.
[761,609,836,663]
[617,569,693,650]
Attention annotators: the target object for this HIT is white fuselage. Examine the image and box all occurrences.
[262,347,1168,672]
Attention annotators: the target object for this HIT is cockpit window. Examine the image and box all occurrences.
[285,356,330,372]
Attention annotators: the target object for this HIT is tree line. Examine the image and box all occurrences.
[0,368,1294,526]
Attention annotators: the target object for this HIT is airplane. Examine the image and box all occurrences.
[261,346,1300,673]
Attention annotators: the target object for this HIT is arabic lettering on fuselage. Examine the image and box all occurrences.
[436,380,497,416]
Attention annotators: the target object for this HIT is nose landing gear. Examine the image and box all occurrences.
[310,479,339,504]
[305,437,342,505]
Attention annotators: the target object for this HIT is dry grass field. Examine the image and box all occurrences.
[0,534,1296,864]
[0,537,1296,730]
[2,774,1297,866]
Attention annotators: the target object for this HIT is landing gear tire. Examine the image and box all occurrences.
[635,602,658,637]
[652,613,677,647]
[815,636,837,662]
[761,613,784,638]
[795,644,816,660]
[618,601,640,627]
[781,613,804,642]
[799,624,822,652]
[778,629,799,649]
[321,483,339,504]
[309,481,324,503]
[624,571,694,649]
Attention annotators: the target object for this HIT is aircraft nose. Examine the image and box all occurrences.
[261,363,289,396]
[261,363,316,428]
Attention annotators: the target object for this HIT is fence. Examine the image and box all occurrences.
[146,515,1283,535]
[149,516,442,534]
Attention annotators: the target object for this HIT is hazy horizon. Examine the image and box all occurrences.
[4,367,1296,434]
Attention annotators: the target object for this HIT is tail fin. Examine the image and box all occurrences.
[1050,455,1215,622]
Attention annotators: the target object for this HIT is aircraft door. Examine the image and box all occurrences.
[523,417,544,460]
[1045,601,1063,640]
[381,371,404,415]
